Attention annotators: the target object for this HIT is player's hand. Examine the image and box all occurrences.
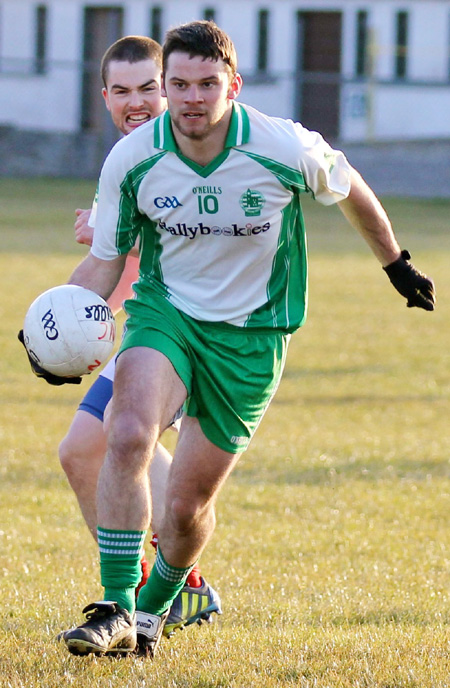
[74,209,94,246]
[18,330,82,385]
[383,250,436,311]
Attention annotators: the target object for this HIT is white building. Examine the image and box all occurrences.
[1,0,450,175]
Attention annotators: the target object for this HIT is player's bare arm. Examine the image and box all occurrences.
[69,252,127,302]
[74,209,94,246]
[106,255,140,314]
[338,167,401,266]
[339,167,435,311]
[73,208,139,313]
[74,209,140,259]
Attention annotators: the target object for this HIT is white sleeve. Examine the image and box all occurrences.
[88,185,98,228]
[294,123,351,205]
[88,205,96,228]
[90,150,124,261]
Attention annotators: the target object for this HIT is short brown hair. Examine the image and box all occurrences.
[163,21,237,76]
[101,35,162,87]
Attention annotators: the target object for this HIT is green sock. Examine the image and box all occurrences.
[137,548,194,615]
[98,527,146,614]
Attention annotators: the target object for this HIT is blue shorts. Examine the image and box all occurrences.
[78,375,113,422]
[78,371,185,428]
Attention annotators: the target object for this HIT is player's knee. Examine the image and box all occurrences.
[169,495,215,536]
[108,411,157,471]
[58,433,81,479]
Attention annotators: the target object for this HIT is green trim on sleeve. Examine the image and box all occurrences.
[237,149,309,193]
[116,152,166,254]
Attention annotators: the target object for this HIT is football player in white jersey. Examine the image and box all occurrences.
[59,22,435,658]
[56,35,221,639]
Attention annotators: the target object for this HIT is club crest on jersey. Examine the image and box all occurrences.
[239,189,266,217]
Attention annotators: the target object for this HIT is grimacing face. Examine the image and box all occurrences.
[162,52,241,143]
[102,58,166,135]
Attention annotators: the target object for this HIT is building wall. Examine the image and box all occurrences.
[0,1,82,131]
[1,0,450,147]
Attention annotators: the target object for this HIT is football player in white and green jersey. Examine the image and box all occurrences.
[63,20,435,658]
[92,100,350,331]
[55,37,221,651]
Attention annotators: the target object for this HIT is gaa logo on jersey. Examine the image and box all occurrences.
[239,189,265,217]
[154,196,183,209]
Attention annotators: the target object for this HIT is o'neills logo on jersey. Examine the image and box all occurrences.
[159,220,270,240]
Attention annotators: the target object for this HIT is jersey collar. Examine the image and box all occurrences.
[153,102,250,152]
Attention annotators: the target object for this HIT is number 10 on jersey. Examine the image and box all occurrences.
[197,194,219,215]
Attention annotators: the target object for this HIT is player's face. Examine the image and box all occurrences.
[162,52,242,143]
[102,58,166,135]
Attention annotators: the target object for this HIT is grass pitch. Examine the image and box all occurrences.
[1,178,450,687]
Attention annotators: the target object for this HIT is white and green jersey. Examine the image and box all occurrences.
[91,102,351,333]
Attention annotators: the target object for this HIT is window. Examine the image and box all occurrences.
[395,11,408,79]
[355,10,368,76]
[81,7,123,131]
[203,8,215,22]
[150,6,162,44]
[35,5,48,74]
[257,9,269,73]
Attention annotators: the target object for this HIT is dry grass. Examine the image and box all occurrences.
[1,179,450,686]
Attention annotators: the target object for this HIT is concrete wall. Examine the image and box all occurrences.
[2,0,450,192]
[2,0,450,138]
[0,1,82,132]
[2,122,450,199]
[0,125,108,178]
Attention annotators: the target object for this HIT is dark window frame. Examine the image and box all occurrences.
[257,8,269,73]
[150,6,163,44]
[203,8,215,22]
[35,4,48,75]
[355,10,368,76]
[395,10,408,79]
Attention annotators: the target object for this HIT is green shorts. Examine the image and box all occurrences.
[120,281,290,453]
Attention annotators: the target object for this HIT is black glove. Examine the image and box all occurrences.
[18,330,82,385]
[383,250,436,311]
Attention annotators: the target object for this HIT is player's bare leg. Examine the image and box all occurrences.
[103,396,212,605]
[158,416,241,567]
[138,416,236,641]
[64,348,223,657]
[59,410,172,537]
[59,410,106,538]
[97,347,187,531]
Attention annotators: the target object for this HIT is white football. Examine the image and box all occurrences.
[23,285,116,377]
